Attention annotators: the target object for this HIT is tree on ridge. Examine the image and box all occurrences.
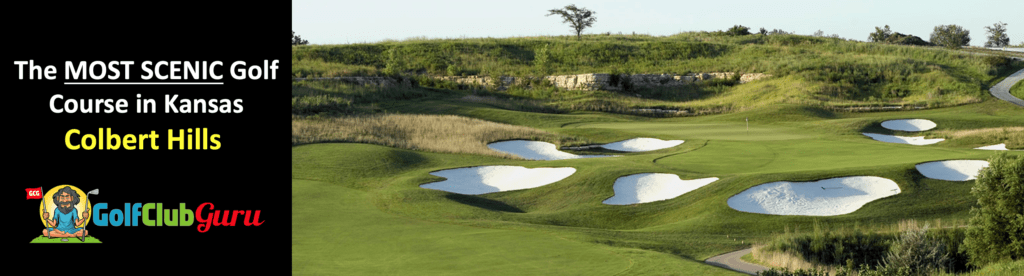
[546,4,597,41]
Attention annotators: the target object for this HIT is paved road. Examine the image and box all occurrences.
[705,248,769,275]
[989,68,1024,107]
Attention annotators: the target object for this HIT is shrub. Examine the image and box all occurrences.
[930,24,971,48]
[534,44,551,74]
[382,47,403,76]
[726,25,751,36]
[887,33,931,46]
[883,225,951,275]
[869,25,893,42]
[963,153,1024,267]
[984,22,1010,48]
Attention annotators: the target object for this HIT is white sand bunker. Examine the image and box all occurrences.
[727,176,901,216]
[488,140,615,160]
[974,144,1008,151]
[881,119,937,132]
[862,133,944,145]
[916,160,989,181]
[603,174,719,205]
[601,138,684,152]
[421,166,575,195]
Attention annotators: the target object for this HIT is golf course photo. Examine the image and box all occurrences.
[292,2,1024,275]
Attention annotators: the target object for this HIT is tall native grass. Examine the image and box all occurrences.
[932,127,1024,149]
[291,114,588,158]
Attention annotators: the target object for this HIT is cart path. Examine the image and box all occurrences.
[990,68,1024,107]
[705,248,768,275]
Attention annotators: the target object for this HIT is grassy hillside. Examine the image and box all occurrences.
[294,33,1022,110]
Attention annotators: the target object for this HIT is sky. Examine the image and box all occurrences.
[293,0,1023,47]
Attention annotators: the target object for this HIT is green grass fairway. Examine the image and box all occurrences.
[293,95,1023,275]
[29,236,101,243]
[292,179,739,275]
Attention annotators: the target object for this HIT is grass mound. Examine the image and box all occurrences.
[292,114,587,158]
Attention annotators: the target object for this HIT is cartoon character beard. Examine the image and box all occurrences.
[56,199,75,215]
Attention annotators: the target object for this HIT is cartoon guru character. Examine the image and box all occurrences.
[41,186,89,238]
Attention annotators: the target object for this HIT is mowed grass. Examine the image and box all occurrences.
[291,78,1024,275]
[292,178,741,275]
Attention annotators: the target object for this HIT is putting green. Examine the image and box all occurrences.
[29,236,101,243]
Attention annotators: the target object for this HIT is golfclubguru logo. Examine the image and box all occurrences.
[93,201,265,233]
[29,185,264,244]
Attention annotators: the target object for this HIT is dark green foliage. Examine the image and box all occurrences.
[726,25,751,36]
[984,22,1010,47]
[963,153,1024,267]
[931,25,971,49]
[760,27,768,35]
[869,25,931,46]
[869,25,893,42]
[546,4,597,41]
[886,33,931,46]
[852,264,915,276]
[933,228,971,272]
[292,30,309,45]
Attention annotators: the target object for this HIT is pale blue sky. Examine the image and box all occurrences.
[293,0,1022,46]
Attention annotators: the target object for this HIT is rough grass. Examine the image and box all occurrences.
[932,127,1024,149]
[291,114,585,158]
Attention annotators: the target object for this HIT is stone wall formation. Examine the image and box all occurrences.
[294,72,771,90]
